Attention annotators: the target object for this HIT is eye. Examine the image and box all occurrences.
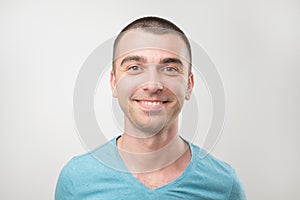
[165,66,178,72]
[161,66,179,75]
[126,65,144,75]
[128,65,141,71]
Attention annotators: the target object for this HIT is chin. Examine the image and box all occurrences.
[130,121,166,137]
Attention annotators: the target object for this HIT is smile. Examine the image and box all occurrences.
[133,99,169,110]
[140,101,163,106]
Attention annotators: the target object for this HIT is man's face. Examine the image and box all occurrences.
[111,30,194,136]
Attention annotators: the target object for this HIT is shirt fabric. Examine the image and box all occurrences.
[55,137,246,200]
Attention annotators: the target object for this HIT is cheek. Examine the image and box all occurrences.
[164,78,189,98]
[115,75,142,98]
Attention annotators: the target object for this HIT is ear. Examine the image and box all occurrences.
[185,73,194,100]
[110,70,118,98]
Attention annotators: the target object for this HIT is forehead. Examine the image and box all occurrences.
[114,29,190,63]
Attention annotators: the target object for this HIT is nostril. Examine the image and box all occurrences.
[157,83,163,90]
[141,82,164,91]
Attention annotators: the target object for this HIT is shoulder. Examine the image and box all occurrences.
[189,143,247,199]
[55,139,121,199]
[56,139,116,184]
[59,139,120,178]
[55,151,104,191]
[57,137,127,182]
[59,152,100,177]
[190,143,234,174]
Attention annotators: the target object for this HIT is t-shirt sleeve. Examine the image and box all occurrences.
[55,160,76,200]
[229,169,247,200]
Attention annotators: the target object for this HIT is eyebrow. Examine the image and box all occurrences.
[120,55,184,67]
[120,55,147,66]
[160,57,183,66]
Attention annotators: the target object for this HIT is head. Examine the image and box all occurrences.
[113,16,192,74]
[111,16,194,137]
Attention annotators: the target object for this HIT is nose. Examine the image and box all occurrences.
[141,68,164,93]
[141,81,164,93]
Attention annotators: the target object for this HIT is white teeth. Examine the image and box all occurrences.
[140,101,162,106]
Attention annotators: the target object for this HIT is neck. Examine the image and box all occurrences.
[117,122,190,173]
[120,124,178,153]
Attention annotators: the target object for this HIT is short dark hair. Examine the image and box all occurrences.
[113,16,192,73]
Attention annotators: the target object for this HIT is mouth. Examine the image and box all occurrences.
[133,99,170,110]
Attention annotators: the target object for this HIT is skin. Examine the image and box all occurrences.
[110,29,194,189]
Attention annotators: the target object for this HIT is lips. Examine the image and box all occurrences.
[140,100,163,106]
[133,99,169,110]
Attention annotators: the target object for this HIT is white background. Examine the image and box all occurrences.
[1,0,300,199]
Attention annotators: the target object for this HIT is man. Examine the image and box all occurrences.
[55,16,246,199]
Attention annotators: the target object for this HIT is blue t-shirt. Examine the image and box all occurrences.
[55,138,246,200]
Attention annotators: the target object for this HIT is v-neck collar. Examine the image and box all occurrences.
[112,136,195,192]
